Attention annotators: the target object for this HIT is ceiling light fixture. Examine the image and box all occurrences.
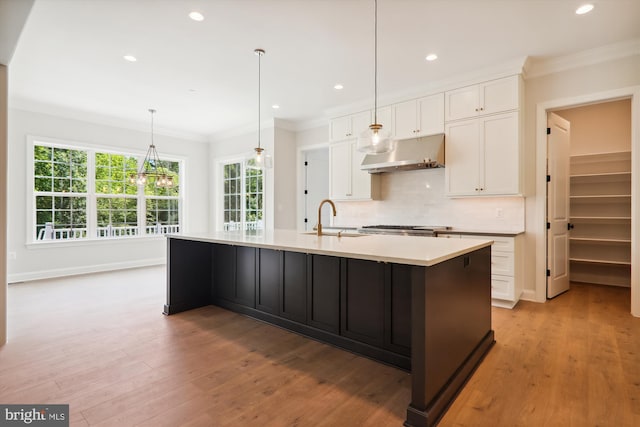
[252,48,272,169]
[425,53,438,61]
[189,11,205,21]
[334,84,344,90]
[272,104,280,109]
[129,109,174,188]
[575,4,594,14]
[123,55,137,62]
[357,0,395,154]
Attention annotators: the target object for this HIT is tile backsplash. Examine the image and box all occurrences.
[333,168,525,232]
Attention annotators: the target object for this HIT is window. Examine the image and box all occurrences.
[222,160,263,231]
[31,140,182,242]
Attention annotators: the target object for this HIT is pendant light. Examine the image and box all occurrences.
[252,48,273,168]
[129,109,174,188]
[357,0,395,154]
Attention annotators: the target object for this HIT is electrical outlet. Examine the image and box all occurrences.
[495,208,504,219]
[8,251,16,260]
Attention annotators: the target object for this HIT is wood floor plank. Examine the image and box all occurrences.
[2,267,640,426]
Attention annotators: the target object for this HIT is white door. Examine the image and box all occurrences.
[303,148,329,231]
[547,112,571,298]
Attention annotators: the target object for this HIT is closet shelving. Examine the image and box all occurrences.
[569,151,631,287]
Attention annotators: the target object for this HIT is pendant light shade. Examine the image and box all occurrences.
[356,0,395,155]
[252,48,273,169]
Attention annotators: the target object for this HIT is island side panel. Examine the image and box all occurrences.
[164,238,213,315]
[405,246,494,427]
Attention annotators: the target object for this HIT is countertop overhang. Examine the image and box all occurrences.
[167,230,493,267]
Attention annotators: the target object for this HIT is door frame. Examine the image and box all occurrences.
[535,86,640,316]
[296,142,329,232]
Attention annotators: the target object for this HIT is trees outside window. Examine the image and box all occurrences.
[32,141,182,241]
[223,159,263,231]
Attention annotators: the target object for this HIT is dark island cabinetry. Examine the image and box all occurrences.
[165,235,494,427]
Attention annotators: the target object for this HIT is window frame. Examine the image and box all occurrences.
[27,135,184,245]
[219,157,265,231]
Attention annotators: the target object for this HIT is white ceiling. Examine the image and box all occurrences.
[8,0,640,141]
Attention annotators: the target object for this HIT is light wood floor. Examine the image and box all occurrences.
[1,267,639,426]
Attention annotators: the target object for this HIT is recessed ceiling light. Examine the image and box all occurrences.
[575,4,594,14]
[425,54,438,61]
[334,84,344,90]
[123,55,137,62]
[272,104,280,109]
[189,11,204,21]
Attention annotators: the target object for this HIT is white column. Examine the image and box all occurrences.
[1,64,8,345]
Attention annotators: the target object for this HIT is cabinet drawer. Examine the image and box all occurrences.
[492,251,514,276]
[491,275,514,300]
[462,235,514,252]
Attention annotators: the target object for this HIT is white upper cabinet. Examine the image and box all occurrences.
[445,112,521,196]
[393,93,444,140]
[445,75,520,122]
[329,140,379,201]
[329,110,372,142]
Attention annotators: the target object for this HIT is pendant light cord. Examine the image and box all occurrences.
[374,0,378,124]
[257,51,261,150]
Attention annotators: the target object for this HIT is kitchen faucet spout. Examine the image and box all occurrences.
[317,199,337,236]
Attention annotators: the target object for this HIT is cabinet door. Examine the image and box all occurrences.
[375,105,393,136]
[385,264,411,355]
[329,115,352,142]
[481,76,519,116]
[393,99,418,140]
[212,244,236,302]
[482,112,519,195]
[235,246,256,307]
[280,251,307,323]
[329,141,352,199]
[341,258,385,347]
[445,120,481,196]
[417,93,444,137]
[351,110,372,137]
[307,255,340,333]
[350,142,373,200]
[257,248,280,314]
[445,85,479,122]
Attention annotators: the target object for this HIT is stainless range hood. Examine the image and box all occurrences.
[360,133,445,173]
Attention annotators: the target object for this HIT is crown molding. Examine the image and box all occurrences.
[9,97,208,142]
[323,56,528,118]
[523,38,640,79]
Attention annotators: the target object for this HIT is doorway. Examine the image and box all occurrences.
[298,147,329,231]
[547,99,632,299]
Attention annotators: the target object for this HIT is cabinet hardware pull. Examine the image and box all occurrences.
[475,108,478,112]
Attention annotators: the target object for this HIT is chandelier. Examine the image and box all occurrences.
[129,109,174,188]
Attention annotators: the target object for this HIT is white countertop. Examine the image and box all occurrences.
[168,230,493,267]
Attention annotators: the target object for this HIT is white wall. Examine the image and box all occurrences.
[7,109,209,282]
[274,126,297,229]
[523,54,640,302]
[555,99,631,156]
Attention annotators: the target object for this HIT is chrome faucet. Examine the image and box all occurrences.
[317,199,337,236]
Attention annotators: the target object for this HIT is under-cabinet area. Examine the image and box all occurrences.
[569,151,631,287]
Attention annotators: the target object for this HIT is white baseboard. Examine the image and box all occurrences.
[8,257,166,283]
[520,289,544,303]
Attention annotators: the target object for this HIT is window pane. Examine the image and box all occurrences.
[35,177,52,192]
[34,145,52,161]
[35,195,87,240]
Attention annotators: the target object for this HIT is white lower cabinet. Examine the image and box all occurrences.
[441,233,523,308]
[329,140,380,201]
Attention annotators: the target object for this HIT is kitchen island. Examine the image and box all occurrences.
[164,230,494,427]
